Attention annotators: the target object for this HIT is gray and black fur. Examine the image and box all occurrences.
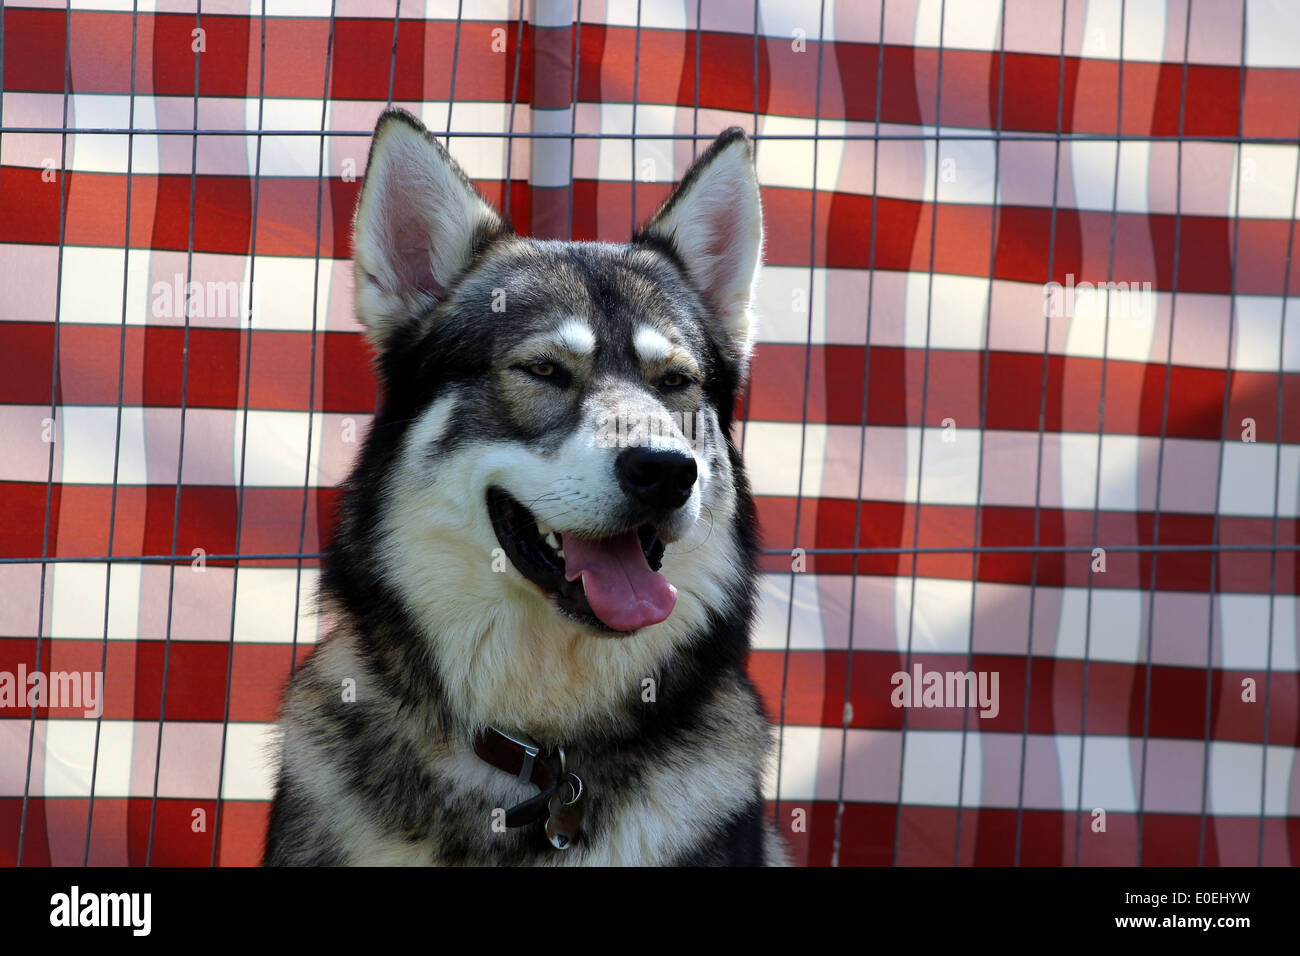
[264,109,786,866]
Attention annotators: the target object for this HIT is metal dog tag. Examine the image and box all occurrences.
[545,774,583,850]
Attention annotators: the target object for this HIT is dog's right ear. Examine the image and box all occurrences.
[352,109,509,349]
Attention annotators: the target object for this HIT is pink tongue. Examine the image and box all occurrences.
[562,530,677,631]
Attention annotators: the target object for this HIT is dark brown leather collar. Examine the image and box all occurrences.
[472,728,564,828]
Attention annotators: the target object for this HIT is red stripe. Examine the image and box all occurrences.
[0,325,376,412]
[0,487,1294,593]
[0,167,545,260]
[1,11,509,104]
[4,796,1294,866]
[1,640,1291,743]
[751,498,1299,593]
[0,796,263,866]
[747,651,1299,744]
[0,640,308,724]
[4,169,1292,295]
[0,484,338,561]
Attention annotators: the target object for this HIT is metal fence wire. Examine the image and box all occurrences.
[0,0,1298,867]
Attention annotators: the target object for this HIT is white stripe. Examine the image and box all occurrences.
[530,107,575,188]
[754,571,831,651]
[221,721,280,800]
[769,724,829,802]
[1262,743,1297,816]
[770,727,1300,811]
[742,422,831,499]
[901,729,982,807]
[893,577,975,654]
[1081,0,1169,63]
[48,408,363,489]
[755,114,849,196]
[49,561,143,640]
[1232,144,1300,219]
[58,404,148,484]
[419,102,533,183]
[752,573,1300,671]
[234,410,324,487]
[1073,734,1138,811]
[1208,742,1263,815]
[55,248,345,331]
[7,720,1296,808]
[1245,0,1300,67]
[233,567,322,643]
[531,0,572,30]
[42,563,324,644]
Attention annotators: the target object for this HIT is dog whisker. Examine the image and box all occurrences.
[663,505,716,557]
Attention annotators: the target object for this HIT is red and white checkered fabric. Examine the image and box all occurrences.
[1,0,1298,866]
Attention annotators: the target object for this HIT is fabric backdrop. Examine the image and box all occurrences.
[1,0,1298,866]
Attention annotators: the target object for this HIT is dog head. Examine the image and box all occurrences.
[338,110,762,729]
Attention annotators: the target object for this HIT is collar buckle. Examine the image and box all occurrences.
[491,728,542,783]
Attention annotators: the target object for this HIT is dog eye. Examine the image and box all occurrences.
[659,372,693,390]
[518,361,570,387]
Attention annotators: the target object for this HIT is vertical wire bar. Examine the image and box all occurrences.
[503,0,526,223]
[445,0,464,149]
[371,0,459,416]
[286,0,337,682]
[146,0,204,867]
[1257,107,1299,868]
[1072,0,1128,866]
[209,0,270,868]
[691,0,701,161]
[1135,1,1194,867]
[890,0,946,866]
[1011,0,1068,866]
[17,0,71,868]
[952,0,1008,866]
[386,0,402,106]
[737,0,759,457]
[628,0,642,234]
[565,0,583,241]
[83,0,141,864]
[771,0,828,832]
[1197,1,1250,866]
[830,0,888,869]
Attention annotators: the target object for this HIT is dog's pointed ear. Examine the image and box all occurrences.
[637,128,763,371]
[352,109,509,348]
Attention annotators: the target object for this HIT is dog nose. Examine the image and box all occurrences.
[615,447,697,510]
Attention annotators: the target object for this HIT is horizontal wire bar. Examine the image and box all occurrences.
[0,542,1296,565]
[0,126,1295,143]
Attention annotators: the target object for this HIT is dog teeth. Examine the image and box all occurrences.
[544,531,560,551]
[536,519,552,536]
[556,548,565,559]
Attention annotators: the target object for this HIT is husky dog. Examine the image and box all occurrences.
[263,109,786,866]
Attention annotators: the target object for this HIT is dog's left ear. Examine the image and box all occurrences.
[637,128,764,372]
[352,108,510,349]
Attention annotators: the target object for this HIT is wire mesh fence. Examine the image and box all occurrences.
[0,0,1298,866]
